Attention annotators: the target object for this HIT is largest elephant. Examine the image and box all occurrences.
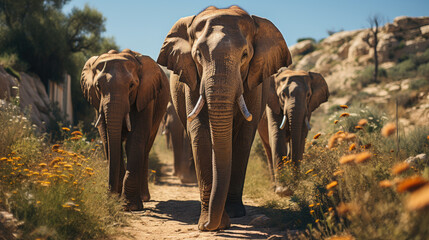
[157,6,292,231]
[81,49,170,210]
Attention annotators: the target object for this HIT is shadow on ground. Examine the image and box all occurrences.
[150,199,309,239]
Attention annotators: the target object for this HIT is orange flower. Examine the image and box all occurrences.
[355,152,371,163]
[349,143,356,151]
[305,169,314,175]
[427,135,429,140]
[406,184,429,211]
[357,119,368,126]
[354,126,363,130]
[71,131,83,136]
[381,123,396,137]
[379,180,393,188]
[326,181,338,190]
[333,170,344,176]
[339,113,350,118]
[396,176,428,193]
[51,144,61,151]
[313,133,322,139]
[334,120,339,124]
[62,127,70,132]
[327,190,334,197]
[392,162,410,175]
[327,234,355,240]
[339,154,356,164]
[340,105,348,109]
[362,143,371,149]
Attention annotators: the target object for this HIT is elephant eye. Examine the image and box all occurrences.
[130,82,135,89]
[241,50,248,62]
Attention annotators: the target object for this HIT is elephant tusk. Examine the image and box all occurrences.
[305,116,312,131]
[94,113,102,128]
[237,95,252,122]
[187,95,205,122]
[279,115,287,130]
[125,113,132,132]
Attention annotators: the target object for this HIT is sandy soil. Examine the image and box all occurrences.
[114,158,287,239]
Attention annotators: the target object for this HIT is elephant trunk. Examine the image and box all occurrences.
[286,100,306,165]
[203,73,236,230]
[104,99,125,194]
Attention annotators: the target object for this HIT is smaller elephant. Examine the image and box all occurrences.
[258,67,329,195]
[81,49,170,210]
[161,102,196,183]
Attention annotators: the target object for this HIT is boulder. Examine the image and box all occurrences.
[294,50,324,71]
[290,40,315,56]
[405,153,428,166]
[377,32,399,63]
[321,29,362,48]
[0,65,52,129]
[421,25,429,38]
[394,16,429,31]
[347,31,371,62]
[0,66,19,99]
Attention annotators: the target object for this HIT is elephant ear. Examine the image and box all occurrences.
[308,72,330,112]
[81,56,100,110]
[247,16,292,91]
[266,74,281,115]
[157,16,198,91]
[135,54,168,112]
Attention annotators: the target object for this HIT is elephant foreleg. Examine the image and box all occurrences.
[257,114,275,183]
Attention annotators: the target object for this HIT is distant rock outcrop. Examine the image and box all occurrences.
[290,16,429,128]
[0,65,53,129]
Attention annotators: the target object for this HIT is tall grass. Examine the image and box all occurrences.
[245,105,429,239]
[0,101,126,239]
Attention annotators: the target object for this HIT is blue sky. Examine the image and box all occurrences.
[63,0,429,60]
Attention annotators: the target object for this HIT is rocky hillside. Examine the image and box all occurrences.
[289,16,429,128]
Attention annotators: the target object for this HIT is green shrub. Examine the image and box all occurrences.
[352,66,387,88]
[297,37,316,43]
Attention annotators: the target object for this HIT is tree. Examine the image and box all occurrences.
[363,15,383,83]
[0,0,118,127]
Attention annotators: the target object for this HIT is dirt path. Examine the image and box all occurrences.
[115,161,286,240]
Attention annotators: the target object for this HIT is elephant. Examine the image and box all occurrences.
[80,49,170,210]
[258,67,329,196]
[157,6,292,231]
[161,102,196,183]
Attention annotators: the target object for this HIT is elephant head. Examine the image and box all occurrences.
[157,6,291,230]
[268,67,329,165]
[81,49,164,194]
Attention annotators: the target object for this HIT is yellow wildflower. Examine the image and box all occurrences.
[313,133,322,139]
[62,127,70,131]
[381,123,396,137]
[339,113,350,117]
[305,169,314,175]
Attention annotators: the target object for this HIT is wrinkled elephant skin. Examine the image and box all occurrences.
[162,102,196,183]
[258,67,329,196]
[157,6,292,231]
[81,49,170,210]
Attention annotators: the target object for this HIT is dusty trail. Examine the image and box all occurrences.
[115,145,286,240]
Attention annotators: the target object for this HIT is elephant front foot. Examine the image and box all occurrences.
[225,200,246,218]
[198,210,230,231]
[123,199,143,211]
[141,192,151,202]
[275,185,294,197]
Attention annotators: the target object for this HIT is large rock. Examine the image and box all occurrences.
[0,67,18,99]
[347,31,371,62]
[321,29,362,48]
[394,16,429,31]
[377,32,399,63]
[294,50,324,70]
[421,25,429,38]
[0,65,52,129]
[290,40,315,56]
